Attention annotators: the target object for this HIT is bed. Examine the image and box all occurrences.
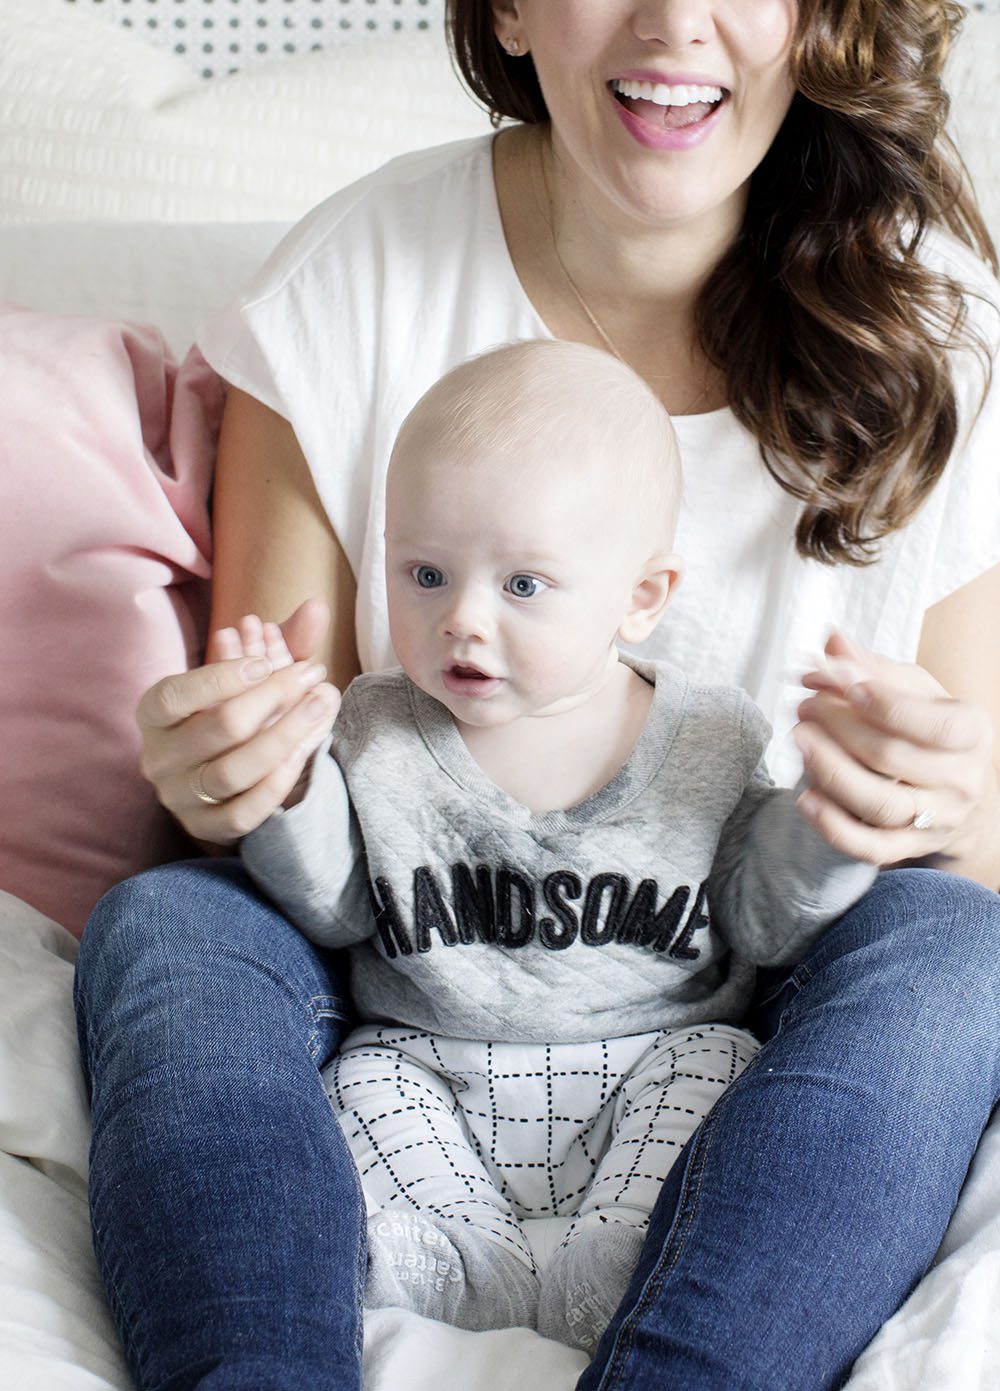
[1,2,999,1388]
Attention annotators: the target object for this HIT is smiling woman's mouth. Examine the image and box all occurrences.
[609,79,728,131]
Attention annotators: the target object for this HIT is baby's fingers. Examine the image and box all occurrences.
[207,614,295,672]
[207,626,245,663]
[263,621,296,670]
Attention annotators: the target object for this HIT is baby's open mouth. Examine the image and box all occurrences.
[610,79,728,131]
[449,663,491,681]
[442,662,502,697]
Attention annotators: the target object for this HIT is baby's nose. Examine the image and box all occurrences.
[441,588,494,642]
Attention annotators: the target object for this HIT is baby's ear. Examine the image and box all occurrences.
[618,553,683,646]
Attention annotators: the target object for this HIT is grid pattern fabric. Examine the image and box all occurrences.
[64,0,446,77]
[325,1023,758,1263]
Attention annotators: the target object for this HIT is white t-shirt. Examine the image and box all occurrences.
[198,134,1000,787]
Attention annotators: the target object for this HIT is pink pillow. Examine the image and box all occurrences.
[0,306,222,937]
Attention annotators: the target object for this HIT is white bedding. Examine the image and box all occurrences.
[1,891,998,1391]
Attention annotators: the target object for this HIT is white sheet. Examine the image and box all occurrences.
[1,893,998,1391]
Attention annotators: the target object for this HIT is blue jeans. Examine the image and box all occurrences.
[75,863,1000,1391]
[75,859,364,1391]
[579,867,1000,1391]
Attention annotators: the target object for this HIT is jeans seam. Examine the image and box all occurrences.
[755,962,814,1038]
[351,1160,368,1380]
[91,1212,148,1386]
[306,992,349,1061]
[593,1081,729,1389]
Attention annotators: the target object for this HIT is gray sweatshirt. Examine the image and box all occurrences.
[241,657,876,1044]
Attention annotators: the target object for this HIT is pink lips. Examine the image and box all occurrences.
[609,72,728,152]
[442,664,502,699]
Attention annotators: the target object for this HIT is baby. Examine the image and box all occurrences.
[237,339,876,1354]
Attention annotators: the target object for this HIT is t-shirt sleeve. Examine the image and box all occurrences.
[195,169,386,421]
[197,291,287,420]
[194,181,387,572]
[922,242,1000,607]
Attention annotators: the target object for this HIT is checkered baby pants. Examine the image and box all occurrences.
[323,1022,758,1268]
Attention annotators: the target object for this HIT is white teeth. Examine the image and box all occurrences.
[611,79,724,107]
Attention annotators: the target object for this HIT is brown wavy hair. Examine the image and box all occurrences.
[447,0,997,564]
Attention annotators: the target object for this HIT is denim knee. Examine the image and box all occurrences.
[75,857,351,1086]
[809,867,998,986]
[80,856,259,960]
[766,868,1000,1097]
[76,860,247,1036]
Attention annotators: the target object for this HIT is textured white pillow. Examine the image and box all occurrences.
[0,0,492,224]
[65,0,448,78]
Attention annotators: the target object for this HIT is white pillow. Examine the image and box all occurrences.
[64,0,448,78]
[0,221,290,357]
[0,894,88,1195]
[0,0,492,225]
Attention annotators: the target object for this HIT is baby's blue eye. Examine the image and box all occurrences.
[505,574,547,599]
[412,565,446,589]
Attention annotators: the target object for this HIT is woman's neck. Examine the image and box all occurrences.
[494,124,738,414]
[543,125,743,323]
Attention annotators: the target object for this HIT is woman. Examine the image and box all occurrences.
[75,1,1000,1388]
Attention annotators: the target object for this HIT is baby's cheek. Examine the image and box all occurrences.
[517,638,573,686]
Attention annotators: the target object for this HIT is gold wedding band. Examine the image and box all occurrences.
[189,761,224,807]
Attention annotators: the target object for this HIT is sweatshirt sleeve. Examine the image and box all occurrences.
[239,733,373,949]
[708,699,878,967]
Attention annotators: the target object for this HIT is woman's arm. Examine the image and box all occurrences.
[792,563,1000,890]
[915,561,1000,885]
[137,387,356,844]
[210,387,360,689]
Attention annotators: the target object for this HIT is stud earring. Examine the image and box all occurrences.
[504,38,521,56]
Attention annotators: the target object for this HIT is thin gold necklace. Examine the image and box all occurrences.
[538,145,712,416]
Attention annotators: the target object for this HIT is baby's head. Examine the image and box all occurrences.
[385,339,683,725]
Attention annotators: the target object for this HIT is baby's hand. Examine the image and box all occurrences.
[209,614,296,671]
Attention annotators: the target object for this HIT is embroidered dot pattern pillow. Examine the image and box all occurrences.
[64,0,446,78]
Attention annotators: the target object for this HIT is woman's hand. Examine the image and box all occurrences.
[792,633,998,868]
[137,599,342,846]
